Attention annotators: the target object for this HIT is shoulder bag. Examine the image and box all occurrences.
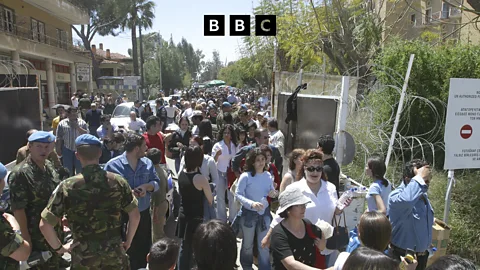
[326,212,349,250]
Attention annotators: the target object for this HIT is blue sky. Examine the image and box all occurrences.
[76,0,261,62]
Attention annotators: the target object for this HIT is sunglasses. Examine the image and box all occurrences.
[305,166,323,172]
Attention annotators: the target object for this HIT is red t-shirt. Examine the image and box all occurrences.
[143,132,166,164]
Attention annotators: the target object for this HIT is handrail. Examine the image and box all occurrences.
[0,15,88,57]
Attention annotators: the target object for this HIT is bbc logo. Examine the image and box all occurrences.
[204,15,276,37]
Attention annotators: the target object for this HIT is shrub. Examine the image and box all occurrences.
[372,39,480,169]
[429,170,480,265]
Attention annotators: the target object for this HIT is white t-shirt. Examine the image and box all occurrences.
[128,118,146,131]
[182,108,193,119]
[212,140,237,173]
[71,97,79,108]
[334,252,350,270]
[165,106,177,118]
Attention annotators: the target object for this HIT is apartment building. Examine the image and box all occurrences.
[0,0,91,111]
[93,43,133,77]
[88,43,138,95]
[376,0,480,44]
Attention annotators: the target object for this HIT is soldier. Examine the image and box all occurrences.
[8,131,64,269]
[216,102,233,131]
[16,129,62,169]
[39,134,141,269]
[0,162,31,270]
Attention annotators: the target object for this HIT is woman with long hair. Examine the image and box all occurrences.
[176,146,213,270]
[279,149,306,193]
[141,103,153,121]
[365,156,392,214]
[234,148,275,270]
[236,127,248,148]
[179,136,219,221]
[168,116,192,173]
[262,149,352,268]
[211,124,237,223]
[198,119,214,156]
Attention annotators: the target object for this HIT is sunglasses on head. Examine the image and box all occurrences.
[305,166,323,172]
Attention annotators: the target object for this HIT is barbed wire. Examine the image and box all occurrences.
[275,62,445,185]
[0,60,37,87]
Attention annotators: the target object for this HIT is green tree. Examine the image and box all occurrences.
[70,0,126,85]
[121,0,155,76]
[200,50,223,82]
[141,33,204,94]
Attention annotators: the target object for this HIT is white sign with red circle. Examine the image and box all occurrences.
[460,125,473,139]
[444,79,480,169]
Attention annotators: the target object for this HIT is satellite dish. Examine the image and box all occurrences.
[339,131,356,166]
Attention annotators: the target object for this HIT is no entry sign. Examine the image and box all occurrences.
[460,125,473,139]
[444,78,480,169]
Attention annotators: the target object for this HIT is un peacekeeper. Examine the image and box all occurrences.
[39,134,141,270]
[0,162,31,270]
[8,131,63,269]
[215,102,232,131]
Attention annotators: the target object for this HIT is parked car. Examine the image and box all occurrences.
[110,102,134,131]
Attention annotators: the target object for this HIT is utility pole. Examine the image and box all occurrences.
[157,31,163,94]
[139,25,145,100]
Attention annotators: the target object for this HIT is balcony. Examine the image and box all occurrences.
[22,0,89,25]
[0,14,87,57]
[450,6,462,18]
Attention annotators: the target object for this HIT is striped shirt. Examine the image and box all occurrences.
[56,118,88,151]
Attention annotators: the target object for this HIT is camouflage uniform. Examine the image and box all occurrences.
[41,164,138,270]
[216,112,225,131]
[8,157,62,270]
[151,166,168,242]
[0,214,23,270]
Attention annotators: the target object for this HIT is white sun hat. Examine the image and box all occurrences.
[276,185,311,215]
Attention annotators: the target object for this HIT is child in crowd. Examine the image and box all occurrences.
[143,238,180,270]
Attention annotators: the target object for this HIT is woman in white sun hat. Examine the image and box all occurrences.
[270,185,327,270]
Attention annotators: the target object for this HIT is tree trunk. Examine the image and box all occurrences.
[139,25,145,99]
[131,20,139,76]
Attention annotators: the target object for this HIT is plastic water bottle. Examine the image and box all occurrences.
[337,189,354,210]
[345,177,352,190]
[428,247,437,258]
[20,251,53,270]
[258,196,269,215]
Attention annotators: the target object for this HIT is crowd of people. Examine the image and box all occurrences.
[0,86,478,270]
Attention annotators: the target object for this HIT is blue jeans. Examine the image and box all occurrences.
[215,171,228,222]
[240,214,271,270]
[175,158,181,175]
[62,146,82,176]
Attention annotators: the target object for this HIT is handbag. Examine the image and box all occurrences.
[326,212,349,250]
